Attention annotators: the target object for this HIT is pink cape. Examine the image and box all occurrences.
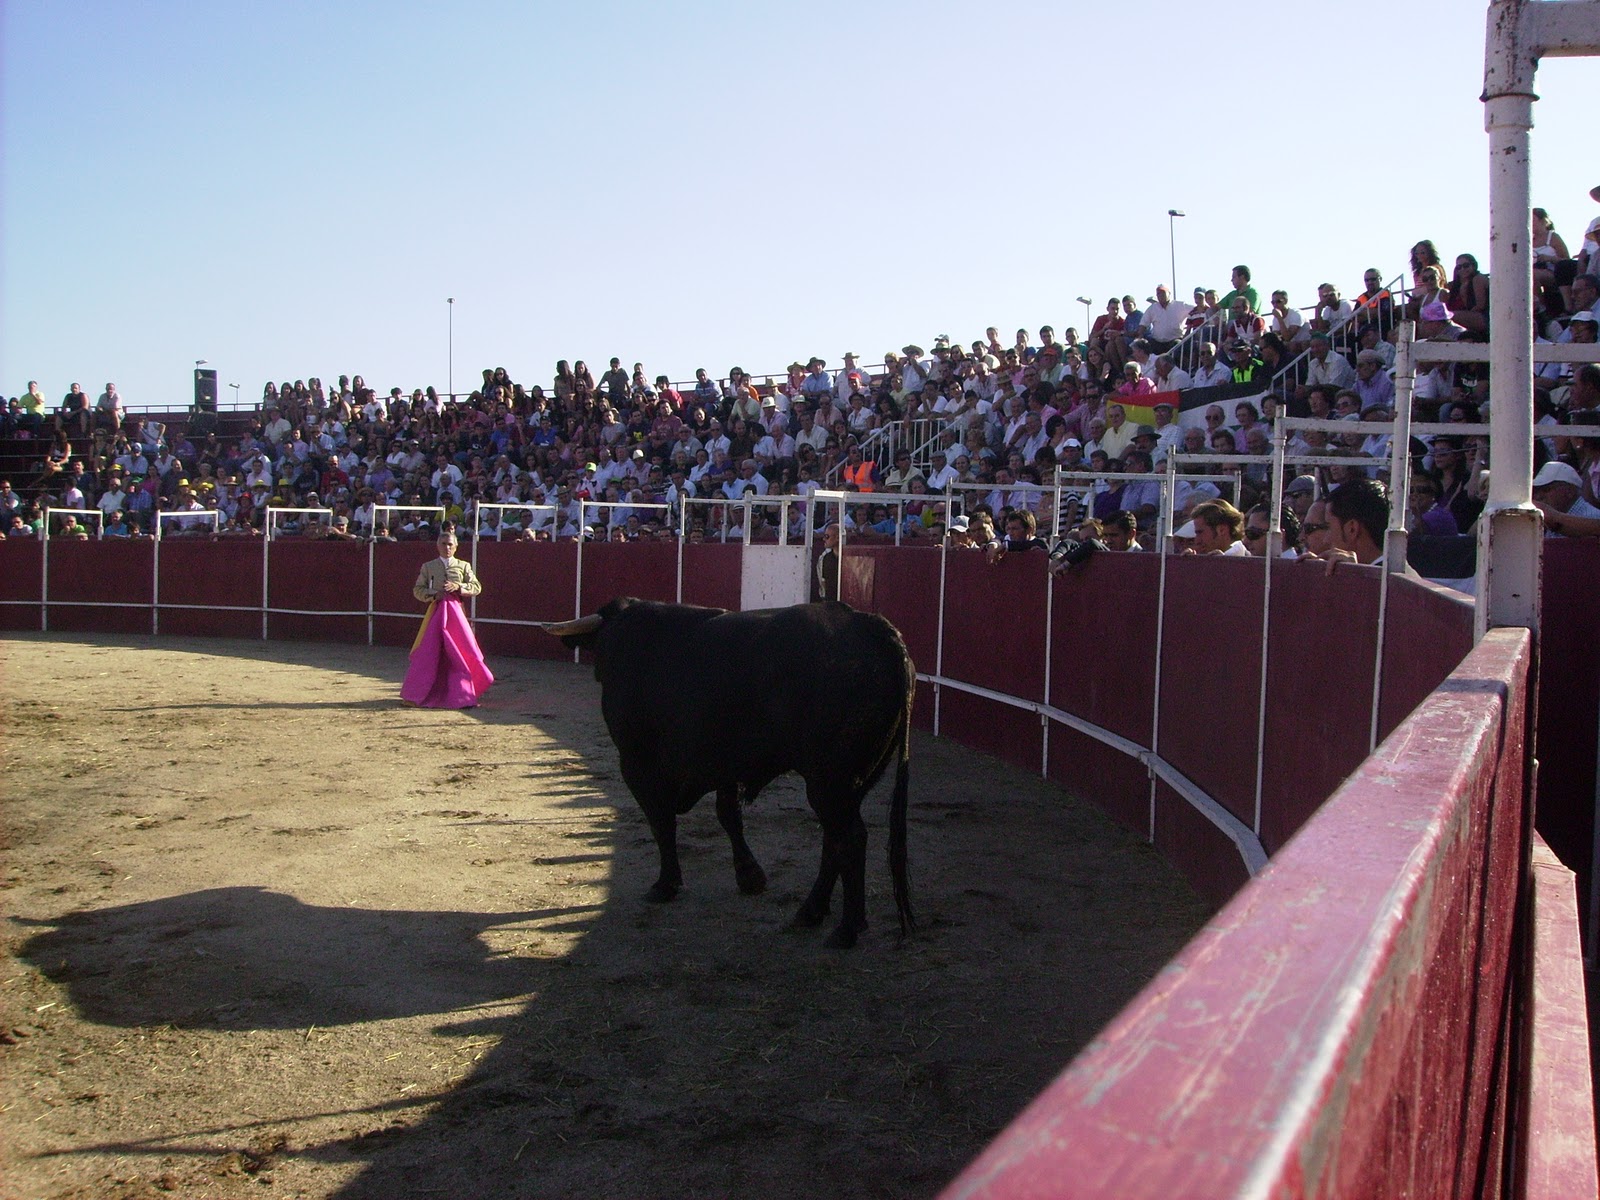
[401,597,494,708]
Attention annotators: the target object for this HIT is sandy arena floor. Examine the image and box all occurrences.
[0,632,1211,1199]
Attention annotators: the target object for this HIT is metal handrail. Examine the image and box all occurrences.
[1258,271,1407,399]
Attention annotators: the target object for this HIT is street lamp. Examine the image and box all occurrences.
[228,382,241,408]
[1167,209,1186,296]
[1075,296,1092,337]
[447,298,454,400]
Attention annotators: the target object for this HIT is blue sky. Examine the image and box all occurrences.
[2,1,1594,410]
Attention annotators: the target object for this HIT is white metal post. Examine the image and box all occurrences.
[367,540,376,647]
[151,526,161,636]
[1477,0,1541,638]
[40,517,50,632]
[260,524,269,640]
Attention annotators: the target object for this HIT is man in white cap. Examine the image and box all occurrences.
[926,450,958,491]
[1533,460,1600,536]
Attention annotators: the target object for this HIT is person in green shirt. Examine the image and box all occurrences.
[1217,264,1260,315]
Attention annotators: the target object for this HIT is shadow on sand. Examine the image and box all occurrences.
[13,633,1210,1199]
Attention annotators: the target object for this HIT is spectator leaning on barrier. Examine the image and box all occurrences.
[1244,504,1301,558]
[1533,461,1600,537]
[1178,499,1249,556]
[1321,477,1392,569]
[984,509,1048,565]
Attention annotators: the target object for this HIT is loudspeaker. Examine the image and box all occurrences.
[194,368,218,411]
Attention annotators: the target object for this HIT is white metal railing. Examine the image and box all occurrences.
[155,509,220,539]
[264,505,335,541]
[1259,271,1408,400]
[370,503,444,541]
[42,507,103,540]
[471,501,558,541]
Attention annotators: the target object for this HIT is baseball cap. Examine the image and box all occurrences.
[1286,475,1317,497]
[1532,461,1582,489]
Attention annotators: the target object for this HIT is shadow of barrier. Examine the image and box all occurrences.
[1,534,1593,1194]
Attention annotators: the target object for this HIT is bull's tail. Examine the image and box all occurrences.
[888,705,914,936]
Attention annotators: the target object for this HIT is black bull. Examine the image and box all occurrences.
[540,598,915,948]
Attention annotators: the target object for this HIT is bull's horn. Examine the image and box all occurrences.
[538,614,604,637]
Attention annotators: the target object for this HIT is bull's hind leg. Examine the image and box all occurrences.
[823,812,870,949]
[642,808,682,903]
[794,840,837,928]
[716,785,766,895]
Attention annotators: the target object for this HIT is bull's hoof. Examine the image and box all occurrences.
[792,902,829,928]
[645,881,679,903]
[735,862,767,895]
[823,923,860,950]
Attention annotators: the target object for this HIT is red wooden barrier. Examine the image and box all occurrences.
[940,630,1538,1200]
[157,539,263,639]
[1535,540,1600,947]
[1155,555,1265,832]
[1048,553,1159,748]
[936,551,1049,702]
[0,540,42,630]
[577,541,679,613]
[1520,837,1600,1199]
[679,544,742,611]
[264,541,368,644]
[46,539,153,634]
[372,540,438,648]
[1256,563,1382,851]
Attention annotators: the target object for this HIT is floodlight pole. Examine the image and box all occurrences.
[1167,210,1185,297]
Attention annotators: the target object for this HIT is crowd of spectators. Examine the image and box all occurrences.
[5,191,1599,563]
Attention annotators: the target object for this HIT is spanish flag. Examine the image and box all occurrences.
[1120,385,1272,436]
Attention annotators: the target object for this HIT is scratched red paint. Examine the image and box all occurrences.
[936,631,1583,1200]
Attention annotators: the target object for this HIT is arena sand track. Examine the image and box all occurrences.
[0,632,1212,1200]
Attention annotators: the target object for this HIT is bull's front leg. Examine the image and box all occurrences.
[716,785,767,895]
[642,806,682,903]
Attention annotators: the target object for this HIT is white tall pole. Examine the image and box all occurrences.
[1477,0,1541,639]
[1477,0,1600,640]
[447,298,454,401]
[1167,210,1185,297]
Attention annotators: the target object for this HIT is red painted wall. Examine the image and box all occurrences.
[0,540,43,630]
[157,540,263,639]
[1536,540,1600,937]
[939,630,1536,1200]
